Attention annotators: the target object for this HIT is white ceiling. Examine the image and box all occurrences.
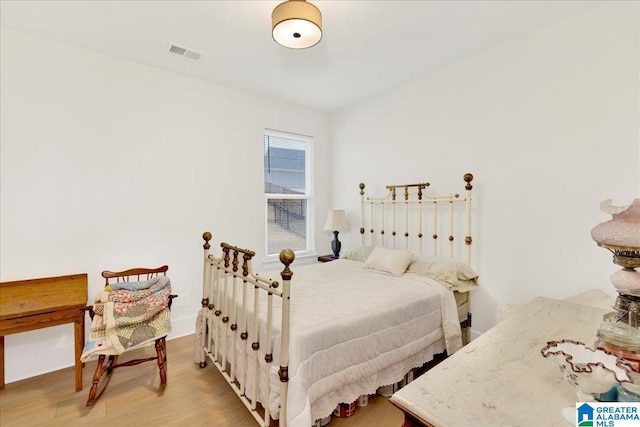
[0,0,600,112]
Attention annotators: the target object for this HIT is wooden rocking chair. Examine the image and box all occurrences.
[84,265,177,406]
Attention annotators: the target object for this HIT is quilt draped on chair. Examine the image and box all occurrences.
[81,276,172,362]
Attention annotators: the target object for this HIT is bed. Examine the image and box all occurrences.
[198,173,478,427]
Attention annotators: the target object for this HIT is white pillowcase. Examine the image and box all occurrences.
[363,247,413,276]
[342,246,375,262]
[407,255,479,291]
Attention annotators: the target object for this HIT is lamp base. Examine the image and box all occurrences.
[331,231,341,259]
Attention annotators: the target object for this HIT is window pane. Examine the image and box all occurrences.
[264,135,306,194]
[267,198,307,255]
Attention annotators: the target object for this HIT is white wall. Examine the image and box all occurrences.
[0,28,330,383]
[331,2,640,337]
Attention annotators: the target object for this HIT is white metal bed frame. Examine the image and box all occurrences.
[359,173,475,338]
[199,173,475,427]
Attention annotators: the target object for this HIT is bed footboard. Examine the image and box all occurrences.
[199,232,293,427]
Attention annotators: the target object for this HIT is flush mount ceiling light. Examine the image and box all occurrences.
[272,0,322,49]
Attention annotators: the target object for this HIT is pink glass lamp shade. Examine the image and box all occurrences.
[591,199,640,291]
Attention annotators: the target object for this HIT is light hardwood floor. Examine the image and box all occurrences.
[0,335,404,426]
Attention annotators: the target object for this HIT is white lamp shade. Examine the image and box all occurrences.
[324,210,349,232]
[272,0,322,49]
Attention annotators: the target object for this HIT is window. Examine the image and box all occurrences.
[264,130,313,257]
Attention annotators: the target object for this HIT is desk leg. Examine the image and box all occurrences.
[402,413,434,427]
[74,316,84,392]
[0,335,4,389]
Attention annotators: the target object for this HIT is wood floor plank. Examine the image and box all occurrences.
[0,335,404,426]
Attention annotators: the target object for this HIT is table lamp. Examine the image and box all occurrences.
[591,199,640,326]
[324,210,349,258]
[591,199,640,290]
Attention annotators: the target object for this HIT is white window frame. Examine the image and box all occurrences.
[264,129,314,261]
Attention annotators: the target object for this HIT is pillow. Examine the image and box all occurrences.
[363,247,413,276]
[342,245,375,262]
[407,255,479,291]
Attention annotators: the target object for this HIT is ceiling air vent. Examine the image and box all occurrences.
[168,44,202,61]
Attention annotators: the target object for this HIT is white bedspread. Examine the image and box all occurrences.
[225,259,462,426]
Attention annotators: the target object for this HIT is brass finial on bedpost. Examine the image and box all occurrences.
[359,182,365,195]
[203,232,212,250]
[279,249,295,280]
[464,173,474,190]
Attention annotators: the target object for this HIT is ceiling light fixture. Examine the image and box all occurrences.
[272,0,322,49]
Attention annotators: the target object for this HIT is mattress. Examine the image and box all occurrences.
[225,259,463,426]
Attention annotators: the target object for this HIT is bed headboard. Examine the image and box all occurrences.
[359,173,474,265]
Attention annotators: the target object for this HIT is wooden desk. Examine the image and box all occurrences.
[390,297,610,427]
[0,274,88,391]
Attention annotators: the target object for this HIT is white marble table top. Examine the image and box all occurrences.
[390,296,612,427]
